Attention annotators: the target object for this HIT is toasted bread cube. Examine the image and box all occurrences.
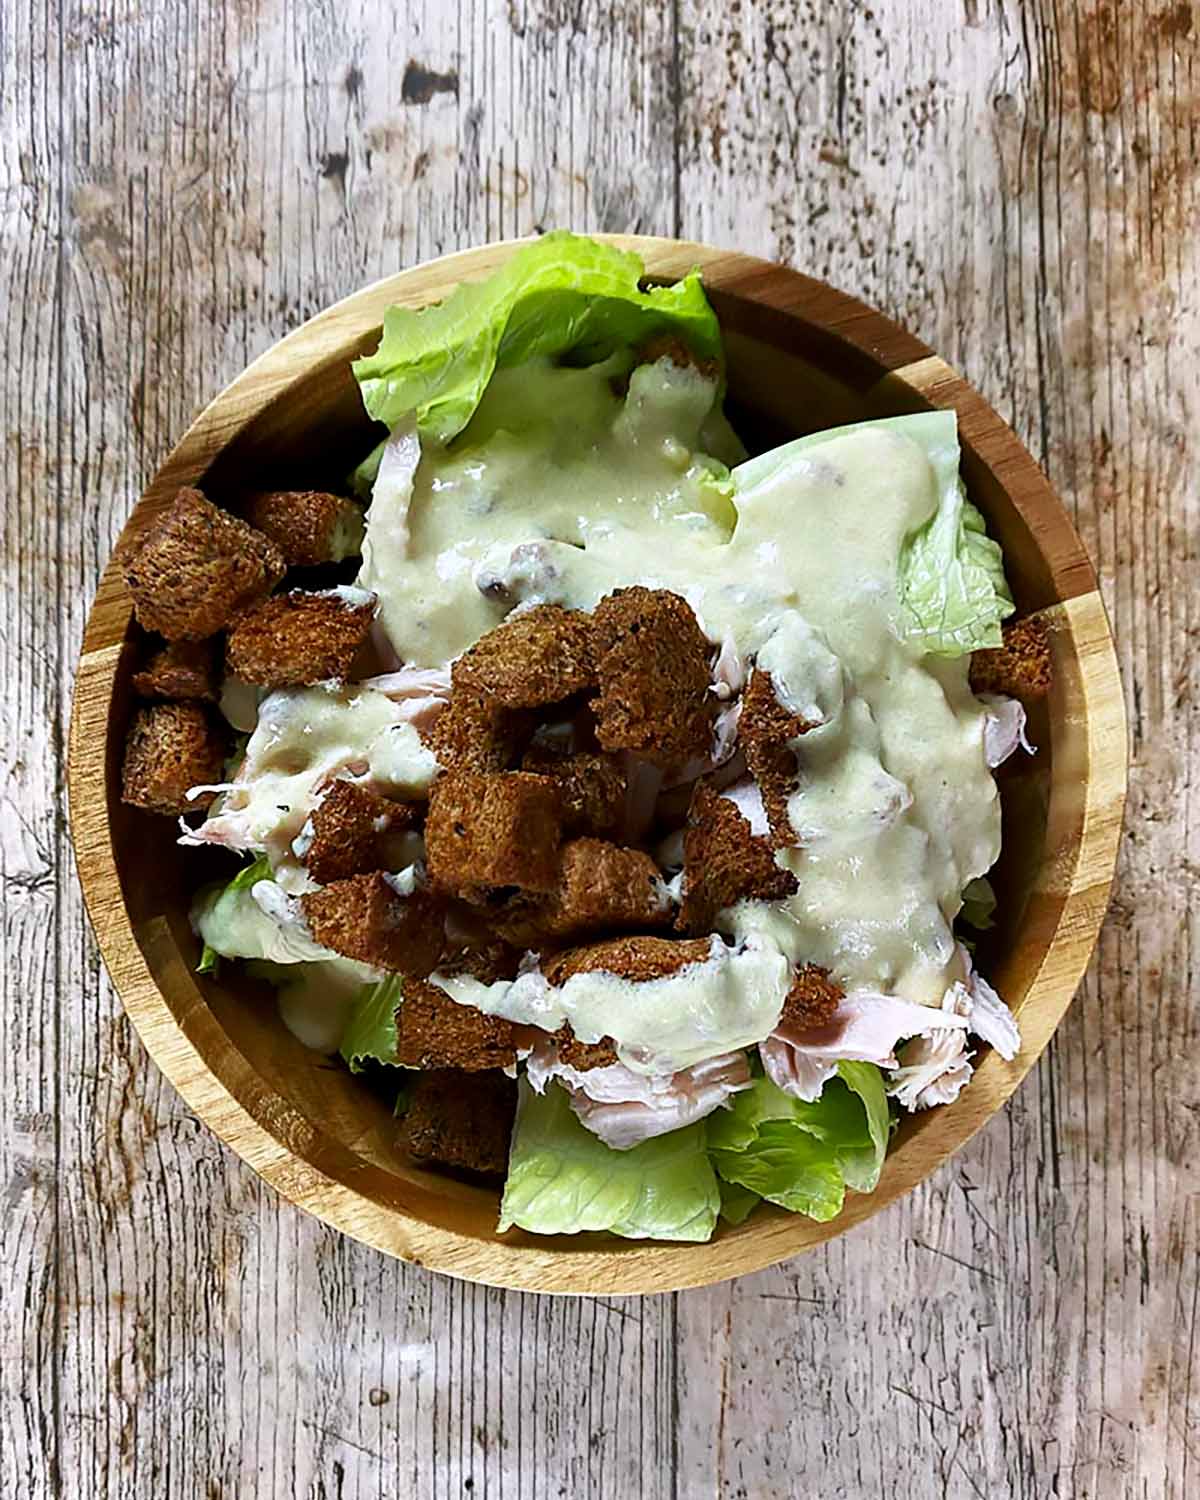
[778,964,844,1031]
[438,934,524,985]
[969,615,1053,699]
[402,1069,517,1177]
[542,934,714,987]
[521,747,626,836]
[493,838,670,947]
[391,979,519,1071]
[425,689,532,774]
[452,604,597,708]
[738,669,817,846]
[131,637,220,702]
[591,588,714,769]
[302,874,445,974]
[554,1028,620,1071]
[242,489,365,567]
[676,784,797,933]
[225,588,375,688]
[120,487,285,641]
[302,779,416,886]
[121,702,227,815]
[424,771,562,897]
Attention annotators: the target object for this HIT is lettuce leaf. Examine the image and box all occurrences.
[959,875,997,931]
[707,1062,889,1223]
[732,410,1013,657]
[192,855,272,972]
[352,230,723,442]
[340,975,404,1073]
[717,1178,762,1226]
[498,1080,720,1242]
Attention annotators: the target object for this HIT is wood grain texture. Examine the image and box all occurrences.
[2,1,1194,1497]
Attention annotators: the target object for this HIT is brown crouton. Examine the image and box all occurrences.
[392,979,519,1070]
[969,615,1053,699]
[496,839,671,946]
[402,1068,517,1178]
[554,1028,620,1071]
[302,779,416,886]
[543,934,714,987]
[676,784,798,933]
[738,669,816,846]
[120,487,285,641]
[438,935,524,985]
[121,702,227,815]
[302,874,445,974]
[241,489,364,567]
[225,588,375,688]
[424,771,563,897]
[131,637,220,702]
[452,604,597,709]
[425,689,533,774]
[591,588,714,769]
[637,333,720,381]
[521,747,626,836]
[778,964,844,1031]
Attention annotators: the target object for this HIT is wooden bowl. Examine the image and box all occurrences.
[68,236,1126,1294]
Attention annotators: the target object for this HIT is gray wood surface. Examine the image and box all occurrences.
[2,1,1196,1495]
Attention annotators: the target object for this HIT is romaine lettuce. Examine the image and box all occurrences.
[352,231,723,442]
[340,975,404,1073]
[707,1062,889,1222]
[498,1079,720,1242]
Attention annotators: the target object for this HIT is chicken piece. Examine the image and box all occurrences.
[402,1069,517,1178]
[591,588,714,769]
[302,779,417,886]
[676,783,797,933]
[738,668,817,846]
[131,637,221,703]
[120,487,285,641]
[520,746,626,836]
[424,771,563,897]
[242,489,365,567]
[121,702,227,815]
[301,874,445,974]
[969,615,1053,699]
[542,934,714,987]
[225,588,376,688]
[392,979,519,1071]
[452,604,597,709]
[777,964,844,1031]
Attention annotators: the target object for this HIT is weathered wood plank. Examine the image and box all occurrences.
[1,0,1195,1496]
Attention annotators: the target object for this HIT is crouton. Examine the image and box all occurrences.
[496,839,671,946]
[438,935,524,985]
[554,1028,619,1071]
[969,615,1053,699]
[424,771,562,897]
[521,746,626,836]
[676,783,798,933]
[402,1068,517,1177]
[302,779,416,886]
[392,979,519,1070]
[542,934,714,987]
[738,669,816,846]
[452,604,597,709]
[225,588,376,688]
[425,689,533,774]
[778,964,844,1031]
[302,874,445,974]
[131,637,220,702]
[120,487,285,641]
[637,333,720,381]
[591,588,714,769]
[121,702,227,815]
[241,489,364,567]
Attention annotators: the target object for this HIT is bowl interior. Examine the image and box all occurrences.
[76,242,1122,1290]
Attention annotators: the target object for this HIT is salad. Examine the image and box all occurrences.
[118,232,1051,1244]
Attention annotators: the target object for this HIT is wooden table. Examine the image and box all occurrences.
[3,3,1195,1495]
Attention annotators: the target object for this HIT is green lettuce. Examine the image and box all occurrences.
[707,1062,890,1223]
[193,856,271,973]
[340,975,404,1073]
[717,1178,762,1226]
[352,230,723,443]
[959,875,997,931]
[498,1080,720,1242]
[733,410,1013,657]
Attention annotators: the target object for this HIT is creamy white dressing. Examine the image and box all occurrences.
[356,361,998,1006]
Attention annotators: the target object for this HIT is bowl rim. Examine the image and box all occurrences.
[68,234,1127,1293]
